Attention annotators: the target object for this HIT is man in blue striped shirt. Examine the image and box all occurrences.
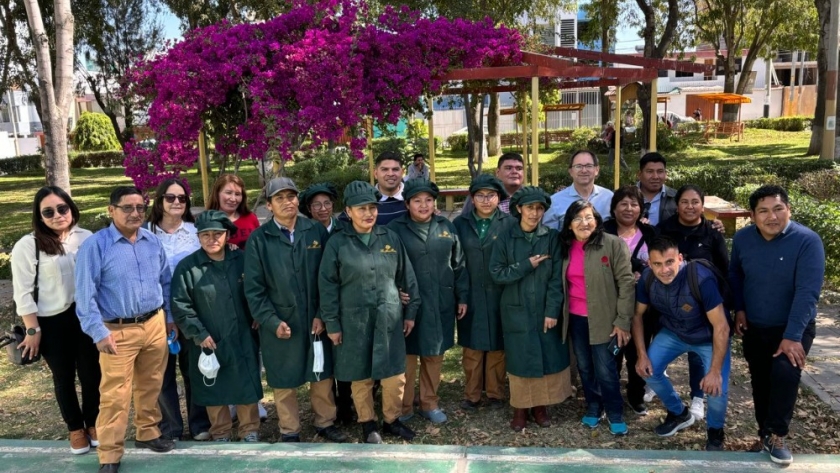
[75,186,175,473]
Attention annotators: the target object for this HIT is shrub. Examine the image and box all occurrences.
[0,154,43,174]
[370,137,408,161]
[70,151,125,168]
[322,164,370,209]
[570,127,600,150]
[286,148,355,188]
[788,191,840,288]
[794,169,840,201]
[445,133,468,151]
[0,252,10,280]
[72,112,121,151]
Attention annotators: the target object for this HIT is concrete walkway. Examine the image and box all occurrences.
[1,440,839,473]
[802,311,840,411]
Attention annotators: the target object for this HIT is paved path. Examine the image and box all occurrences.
[802,311,840,411]
[1,440,839,473]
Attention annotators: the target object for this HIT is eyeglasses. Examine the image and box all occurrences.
[310,201,333,211]
[571,215,596,224]
[571,164,596,171]
[163,194,187,204]
[41,204,71,219]
[473,193,498,203]
[115,205,147,214]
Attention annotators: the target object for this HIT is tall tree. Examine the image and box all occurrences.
[808,0,832,156]
[578,0,619,126]
[77,0,164,146]
[23,0,73,192]
[693,0,815,122]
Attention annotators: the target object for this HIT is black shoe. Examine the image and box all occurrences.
[460,399,479,411]
[316,425,348,443]
[655,406,695,437]
[485,398,505,410]
[706,427,725,451]
[134,436,175,452]
[99,463,120,473]
[382,419,416,441]
[630,402,648,416]
[362,420,382,444]
[281,433,301,443]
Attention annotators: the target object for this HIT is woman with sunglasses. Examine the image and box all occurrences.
[207,174,259,249]
[11,186,100,455]
[145,178,212,441]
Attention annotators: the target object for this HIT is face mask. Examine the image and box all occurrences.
[198,349,220,386]
[312,335,324,382]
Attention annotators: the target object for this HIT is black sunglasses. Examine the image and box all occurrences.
[163,194,187,204]
[41,204,71,219]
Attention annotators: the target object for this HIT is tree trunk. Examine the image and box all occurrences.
[808,0,831,155]
[463,93,484,178]
[487,92,501,157]
[722,56,738,122]
[23,0,73,193]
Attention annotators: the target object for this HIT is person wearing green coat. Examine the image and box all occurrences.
[560,199,635,437]
[453,175,514,412]
[171,211,263,442]
[244,177,347,444]
[490,186,573,432]
[319,181,421,444]
[388,179,469,425]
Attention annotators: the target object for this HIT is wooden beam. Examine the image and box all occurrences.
[427,97,435,182]
[198,129,210,206]
[439,65,544,81]
[552,46,714,73]
[531,77,539,186]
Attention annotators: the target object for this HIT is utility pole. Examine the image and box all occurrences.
[821,1,840,160]
[764,56,773,118]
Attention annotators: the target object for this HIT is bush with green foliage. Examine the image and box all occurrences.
[744,116,811,132]
[0,154,43,174]
[445,133,468,151]
[794,169,840,202]
[72,112,121,151]
[70,150,125,168]
[285,147,369,204]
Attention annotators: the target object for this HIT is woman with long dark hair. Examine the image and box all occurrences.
[145,178,212,441]
[560,200,635,436]
[11,186,100,454]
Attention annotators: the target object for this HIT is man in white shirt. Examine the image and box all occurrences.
[543,150,613,229]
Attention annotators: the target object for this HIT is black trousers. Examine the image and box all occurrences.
[616,307,658,405]
[158,333,211,439]
[742,320,816,437]
[38,304,101,432]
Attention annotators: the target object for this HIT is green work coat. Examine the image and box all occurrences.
[388,214,469,356]
[319,225,420,382]
[244,217,332,389]
[489,223,569,378]
[171,248,263,407]
[560,233,635,345]
[453,210,514,352]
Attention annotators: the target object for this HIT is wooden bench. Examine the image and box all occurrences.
[703,195,751,236]
[703,121,744,142]
[438,188,471,211]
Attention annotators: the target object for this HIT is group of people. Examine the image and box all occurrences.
[10,148,823,473]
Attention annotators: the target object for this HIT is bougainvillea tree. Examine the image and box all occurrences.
[124,0,522,190]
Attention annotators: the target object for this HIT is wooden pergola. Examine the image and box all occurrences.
[363,47,713,190]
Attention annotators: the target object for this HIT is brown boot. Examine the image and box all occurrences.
[510,408,528,432]
[531,406,551,428]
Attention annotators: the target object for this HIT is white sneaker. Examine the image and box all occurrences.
[643,385,657,403]
[689,396,705,421]
[258,402,267,421]
[229,405,237,421]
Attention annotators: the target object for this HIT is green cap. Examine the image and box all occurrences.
[343,181,381,207]
[298,182,338,217]
[469,174,508,200]
[403,179,439,200]
[509,186,552,219]
[195,210,237,233]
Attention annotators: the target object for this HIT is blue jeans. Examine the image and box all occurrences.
[687,352,705,399]
[645,328,731,429]
[569,315,624,423]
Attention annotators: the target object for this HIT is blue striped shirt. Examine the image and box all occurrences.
[75,224,172,343]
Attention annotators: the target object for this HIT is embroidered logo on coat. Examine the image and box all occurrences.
[381,244,397,253]
[307,240,321,249]
[681,303,693,312]
[438,230,452,238]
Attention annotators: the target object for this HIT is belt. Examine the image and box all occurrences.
[104,307,162,325]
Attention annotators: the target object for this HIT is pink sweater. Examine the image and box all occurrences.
[567,240,588,316]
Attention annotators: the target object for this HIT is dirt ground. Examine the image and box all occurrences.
[1,289,839,454]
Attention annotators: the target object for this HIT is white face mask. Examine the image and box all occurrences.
[313,335,324,382]
[199,350,220,386]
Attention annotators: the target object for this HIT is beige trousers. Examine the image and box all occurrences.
[351,374,405,424]
[403,355,444,413]
[272,377,336,434]
[206,404,259,440]
[462,348,506,403]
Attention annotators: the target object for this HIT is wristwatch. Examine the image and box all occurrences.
[26,326,41,336]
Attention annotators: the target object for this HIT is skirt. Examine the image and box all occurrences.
[508,368,573,409]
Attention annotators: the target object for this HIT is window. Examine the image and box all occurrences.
[675,70,695,78]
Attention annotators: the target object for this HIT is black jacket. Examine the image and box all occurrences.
[658,214,729,274]
[603,219,658,273]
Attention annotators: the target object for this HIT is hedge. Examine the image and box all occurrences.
[0,154,43,174]
[744,116,812,132]
[0,151,127,175]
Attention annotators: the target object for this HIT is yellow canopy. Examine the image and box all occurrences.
[695,93,752,105]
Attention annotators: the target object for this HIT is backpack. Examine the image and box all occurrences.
[645,259,733,315]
